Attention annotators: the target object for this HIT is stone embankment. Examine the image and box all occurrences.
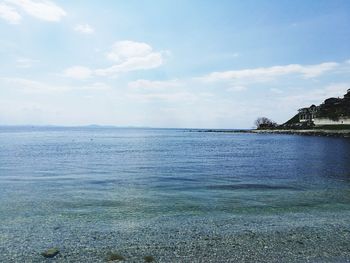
[196,129,350,138]
[252,129,350,138]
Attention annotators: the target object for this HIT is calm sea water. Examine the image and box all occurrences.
[0,127,350,262]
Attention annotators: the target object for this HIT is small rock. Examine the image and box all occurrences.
[41,248,59,258]
[144,255,155,262]
[107,252,125,261]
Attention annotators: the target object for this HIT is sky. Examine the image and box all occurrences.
[1,0,350,128]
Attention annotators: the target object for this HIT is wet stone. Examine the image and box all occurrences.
[107,252,125,261]
[144,255,155,262]
[41,248,59,258]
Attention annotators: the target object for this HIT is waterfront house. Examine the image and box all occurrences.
[297,89,350,126]
[298,105,318,123]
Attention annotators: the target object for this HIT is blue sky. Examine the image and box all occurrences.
[1,0,350,128]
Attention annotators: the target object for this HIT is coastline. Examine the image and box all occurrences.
[252,129,350,138]
[196,129,350,138]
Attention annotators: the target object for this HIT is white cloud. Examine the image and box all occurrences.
[16,57,39,68]
[5,0,66,22]
[227,86,247,92]
[64,41,165,79]
[1,77,111,93]
[126,79,214,105]
[64,66,92,80]
[270,88,283,94]
[127,79,196,103]
[79,82,111,91]
[96,53,163,76]
[95,41,164,76]
[106,41,153,62]
[128,79,182,90]
[74,24,94,34]
[128,91,198,103]
[291,83,350,105]
[201,62,339,83]
[2,77,64,92]
[0,3,21,24]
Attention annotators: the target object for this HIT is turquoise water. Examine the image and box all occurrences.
[0,127,350,262]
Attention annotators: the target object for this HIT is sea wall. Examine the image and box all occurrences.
[314,117,350,126]
[198,129,350,138]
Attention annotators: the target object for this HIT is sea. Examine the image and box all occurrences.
[0,127,349,262]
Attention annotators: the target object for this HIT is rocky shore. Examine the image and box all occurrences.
[1,213,350,262]
[252,129,350,138]
[197,129,350,138]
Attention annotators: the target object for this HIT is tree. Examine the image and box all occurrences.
[254,117,278,129]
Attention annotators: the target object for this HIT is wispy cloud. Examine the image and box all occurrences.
[16,57,39,68]
[128,79,182,91]
[227,86,247,92]
[200,62,339,83]
[65,41,165,79]
[1,77,111,93]
[269,88,283,94]
[106,41,153,62]
[5,0,66,22]
[0,3,21,24]
[95,53,163,76]
[127,79,199,103]
[64,66,92,80]
[74,24,94,34]
[96,41,164,76]
[127,91,198,103]
[280,83,350,108]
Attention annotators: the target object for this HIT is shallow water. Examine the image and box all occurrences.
[0,127,350,262]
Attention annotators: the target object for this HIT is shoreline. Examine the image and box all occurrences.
[2,212,350,262]
[195,129,350,138]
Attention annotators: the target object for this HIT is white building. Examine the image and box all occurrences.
[298,105,318,123]
[298,89,350,126]
[313,117,350,126]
